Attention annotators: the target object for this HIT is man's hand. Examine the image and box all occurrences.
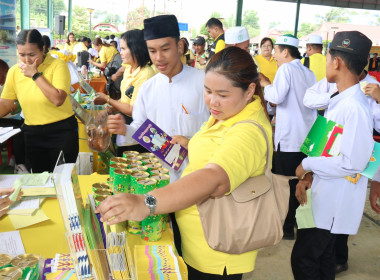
[295,178,312,206]
[365,83,380,103]
[295,163,307,180]
[95,193,149,225]
[107,114,127,136]
[259,73,271,87]
[370,180,380,214]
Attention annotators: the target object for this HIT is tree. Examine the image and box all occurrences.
[242,10,260,37]
[71,6,90,35]
[297,22,319,38]
[315,8,350,23]
[269,21,280,29]
[126,6,151,30]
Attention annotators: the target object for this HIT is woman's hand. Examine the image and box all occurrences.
[170,135,189,150]
[94,92,109,105]
[107,114,127,135]
[95,193,149,225]
[0,188,22,218]
[19,59,39,78]
[365,83,380,103]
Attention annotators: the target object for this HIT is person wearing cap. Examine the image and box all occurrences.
[292,31,374,279]
[259,34,317,240]
[107,15,209,183]
[205,17,225,61]
[193,36,207,70]
[303,60,380,275]
[301,34,326,81]
[225,26,250,53]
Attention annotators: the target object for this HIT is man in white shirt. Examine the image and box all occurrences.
[293,31,374,280]
[259,34,317,240]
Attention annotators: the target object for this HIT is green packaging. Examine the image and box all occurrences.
[150,168,169,176]
[122,151,139,159]
[145,163,162,174]
[109,163,129,186]
[141,214,165,241]
[130,166,148,173]
[113,169,132,194]
[0,254,12,269]
[129,171,150,193]
[109,157,129,165]
[150,174,170,188]
[0,267,23,280]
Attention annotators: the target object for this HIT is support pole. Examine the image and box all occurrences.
[68,0,72,32]
[20,0,30,30]
[47,0,53,38]
[294,0,301,37]
[236,0,243,26]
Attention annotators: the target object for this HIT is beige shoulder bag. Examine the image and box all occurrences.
[197,120,292,254]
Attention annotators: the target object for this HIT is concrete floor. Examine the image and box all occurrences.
[243,187,380,280]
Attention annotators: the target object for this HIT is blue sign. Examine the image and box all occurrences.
[178,22,188,31]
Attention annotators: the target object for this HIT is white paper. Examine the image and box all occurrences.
[8,198,40,211]
[0,127,13,135]
[0,174,55,190]
[0,231,25,257]
[0,128,21,143]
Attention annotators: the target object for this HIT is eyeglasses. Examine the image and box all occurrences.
[261,45,272,49]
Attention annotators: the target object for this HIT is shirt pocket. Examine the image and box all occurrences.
[178,112,205,139]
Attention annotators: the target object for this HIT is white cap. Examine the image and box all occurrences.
[307,34,322,44]
[275,34,299,48]
[225,26,250,44]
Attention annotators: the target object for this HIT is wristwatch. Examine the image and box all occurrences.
[32,72,43,81]
[144,193,157,216]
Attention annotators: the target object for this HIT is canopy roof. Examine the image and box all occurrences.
[267,0,380,10]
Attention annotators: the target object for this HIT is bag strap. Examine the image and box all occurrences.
[230,120,272,175]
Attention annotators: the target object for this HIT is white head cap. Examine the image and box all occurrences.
[307,34,322,44]
[225,26,250,44]
[275,34,299,48]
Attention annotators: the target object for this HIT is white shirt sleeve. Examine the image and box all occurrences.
[302,105,374,179]
[263,66,290,105]
[116,84,147,147]
[303,78,333,109]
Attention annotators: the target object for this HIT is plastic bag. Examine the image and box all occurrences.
[85,102,111,152]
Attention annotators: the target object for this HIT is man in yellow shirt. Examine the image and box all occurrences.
[193,36,207,70]
[206,18,225,61]
[301,34,326,81]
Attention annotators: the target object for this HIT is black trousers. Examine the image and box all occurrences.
[187,265,242,280]
[291,228,336,280]
[272,147,306,231]
[335,234,349,265]
[22,115,79,173]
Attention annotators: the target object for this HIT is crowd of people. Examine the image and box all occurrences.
[1,13,380,280]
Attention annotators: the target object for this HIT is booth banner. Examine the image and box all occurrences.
[0,0,17,67]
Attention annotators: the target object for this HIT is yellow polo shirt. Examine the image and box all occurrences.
[120,64,155,106]
[99,45,119,65]
[214,34,225,54]
[2,55,73,125]
[176,96,273,275]
[254,54,278,83]
[64,42,77,53]
[301,53,326,81]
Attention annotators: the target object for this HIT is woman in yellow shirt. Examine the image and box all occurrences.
[64,32,77,53]
[98,47,272,279]
[95,29,155,155]
[89,38,119,70]
[0,29,78,173]
[254,37,278,83]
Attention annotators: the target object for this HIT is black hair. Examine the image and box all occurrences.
[86,38,91,45]
[110,34,115,40]
[16,29,44,52]
[308,43,323,51]
[206,46,268,119]
[277,45,301,59]
[206,18,223,29]
[181,37,189,54]
[121,29,151,68]
[80,36,88,42]
[260,37,273,48]
[105,35,110,40]
[329,49,368,76]
[41,35,51,54]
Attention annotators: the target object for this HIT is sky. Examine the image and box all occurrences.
[73,0,380,33]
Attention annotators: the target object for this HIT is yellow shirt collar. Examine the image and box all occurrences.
[205,96,263,129]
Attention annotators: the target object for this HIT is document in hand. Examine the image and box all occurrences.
[301,115,380,180]
[132,119,188,171]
